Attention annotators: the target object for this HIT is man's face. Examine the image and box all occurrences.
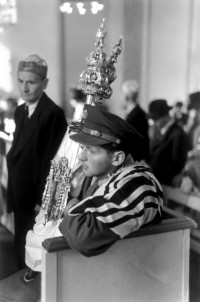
[17,71,47,104]
[78,145,114,178]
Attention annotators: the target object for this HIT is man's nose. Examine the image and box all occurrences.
[78,148,87,161]
[21,82,29,92]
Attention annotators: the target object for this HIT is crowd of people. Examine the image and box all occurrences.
[120,79,200,193]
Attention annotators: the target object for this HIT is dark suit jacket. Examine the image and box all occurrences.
[6,92,67,213]
[126,104,149,161]
[150,121,189,185]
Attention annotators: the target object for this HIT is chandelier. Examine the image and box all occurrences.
[0,0,17,32]
[60,1,104,15]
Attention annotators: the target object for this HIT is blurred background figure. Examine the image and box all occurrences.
[173,92,200,192]
[69,86,87,121]
[184,91,200,150]
[170,100,188,128]
[121,79,149,162]
[148,99,189,186]
[0,97,18,235]
[0,97,18,136]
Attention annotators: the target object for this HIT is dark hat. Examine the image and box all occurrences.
[188,91,200,111]
[148,99,171,120]
[70,104,144,157]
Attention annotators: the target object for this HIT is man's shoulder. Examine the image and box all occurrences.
[119,162,150,177]
[41,93,65,115]
[128,104,147,119]
[135,105,147,116]
[42,93,60,108]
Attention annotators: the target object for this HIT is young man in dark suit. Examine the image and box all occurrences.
[6,54,67,269]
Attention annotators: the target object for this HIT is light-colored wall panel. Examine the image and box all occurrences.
[147,0,191,105]
[188,0,200,94]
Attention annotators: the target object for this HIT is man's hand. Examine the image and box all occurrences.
[34,204,41,215]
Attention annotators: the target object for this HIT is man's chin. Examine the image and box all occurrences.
[82,169,93,177]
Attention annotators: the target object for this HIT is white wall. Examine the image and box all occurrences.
[1,0,200,113]
[122,0,200,109]
[147,0,191,105]
[188,0,200,94]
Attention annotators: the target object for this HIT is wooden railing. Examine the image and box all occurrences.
[42,206,196,253]
[41,206,196,302]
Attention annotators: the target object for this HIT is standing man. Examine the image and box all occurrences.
[148,99,189,186]
[6,54,67,269]
[121,79,150,162]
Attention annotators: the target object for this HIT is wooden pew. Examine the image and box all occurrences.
[162,185,200,254]
[41,207,196,302]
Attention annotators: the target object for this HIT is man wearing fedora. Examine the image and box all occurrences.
[148,99,189,186]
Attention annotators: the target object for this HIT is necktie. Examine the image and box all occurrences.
[24,105,29,125]
[83,178,99,199]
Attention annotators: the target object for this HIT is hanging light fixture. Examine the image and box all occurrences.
[60,0,104,15]
[0,0,17,32]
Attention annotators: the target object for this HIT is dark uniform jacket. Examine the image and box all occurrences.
[6,92,67,213]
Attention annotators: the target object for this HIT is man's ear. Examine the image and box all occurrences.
[112,150,126,166]
[43,78,49,90]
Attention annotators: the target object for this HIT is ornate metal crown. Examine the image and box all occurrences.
[80,19,122,105]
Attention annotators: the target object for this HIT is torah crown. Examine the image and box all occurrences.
[80,19,122,104]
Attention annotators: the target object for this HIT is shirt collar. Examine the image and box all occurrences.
[26,99,40,117]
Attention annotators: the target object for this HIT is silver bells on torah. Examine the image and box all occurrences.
[80,19,122,104]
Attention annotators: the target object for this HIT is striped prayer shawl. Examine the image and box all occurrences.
[68,162,163,238]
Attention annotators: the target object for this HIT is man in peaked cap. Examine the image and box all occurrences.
[6,54,67,270]
[59,104,163,257]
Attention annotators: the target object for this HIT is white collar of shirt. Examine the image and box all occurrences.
[26,99,40,118]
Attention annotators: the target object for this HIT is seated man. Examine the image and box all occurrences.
[0,104,163,302]
[60,104,163,256]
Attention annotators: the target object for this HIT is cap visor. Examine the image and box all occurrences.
[70,132,110,146]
